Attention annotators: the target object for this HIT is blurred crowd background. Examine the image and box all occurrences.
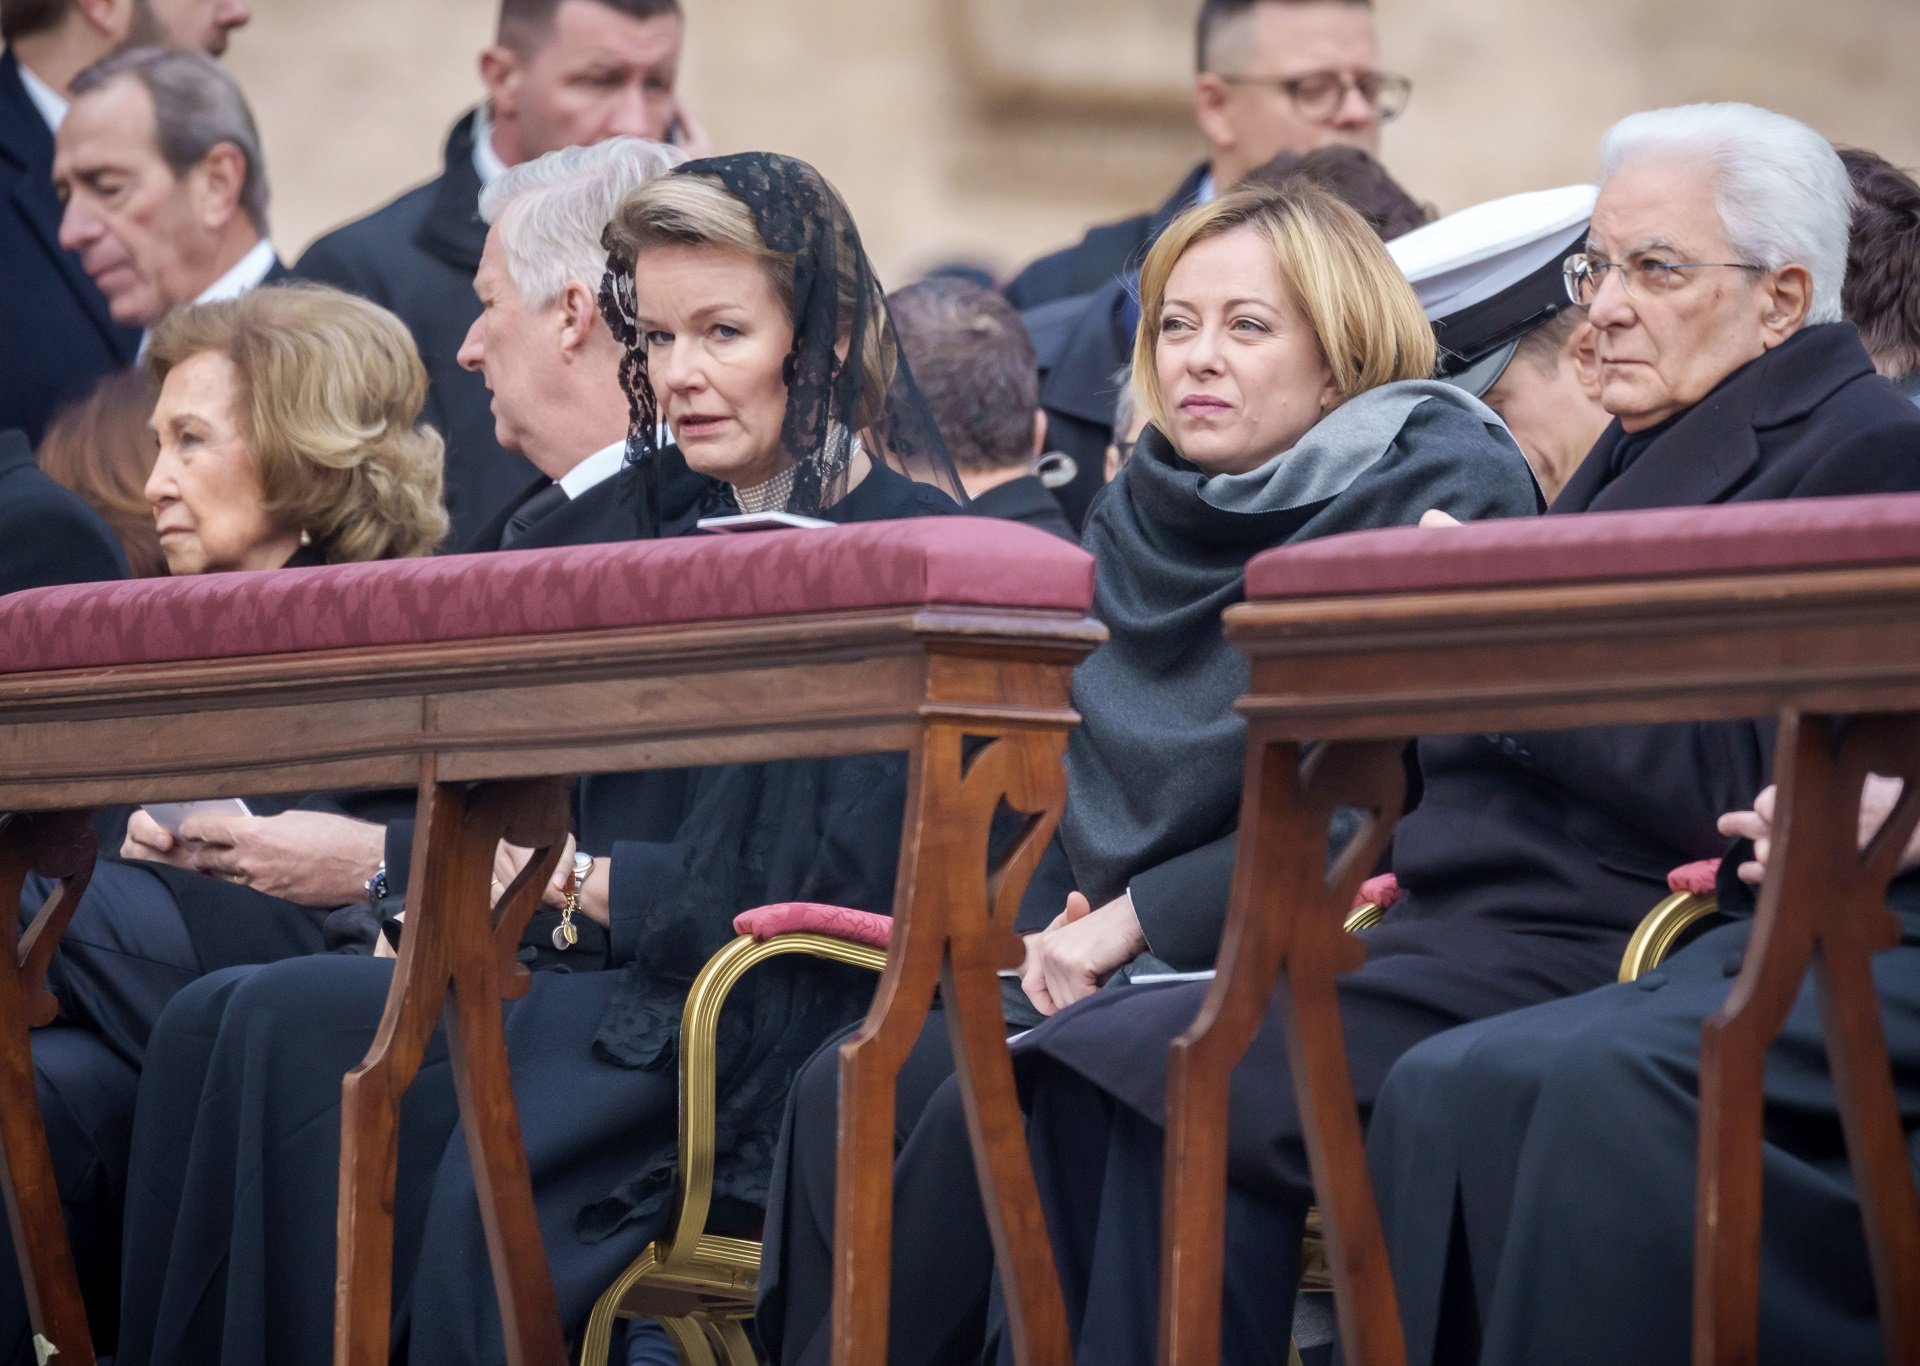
[236,0,1920,284]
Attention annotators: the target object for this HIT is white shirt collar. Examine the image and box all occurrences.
[194,238,278,305]
[16,58,67,133]
[136,238,278,357]
[1196,173,1218,206]
[471,104,510,188]
[557,440,627,498]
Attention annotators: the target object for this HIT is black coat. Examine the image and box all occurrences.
[1023,279,1133,531]
[0,52,141,446]
[964,473,1077,541]
[1002,164,1206,311]
[0,427,127,593]
[1012,322,1920,1203]
[292,110,535,550]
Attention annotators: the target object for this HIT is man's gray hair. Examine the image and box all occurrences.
[1601,103,1852,325]
[479,137,689,310]
[70,47,269,235]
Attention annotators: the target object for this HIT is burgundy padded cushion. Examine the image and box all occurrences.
[1246,492,1920,601]
[0,519,1094,675]
[1667,860,1721,897]
[733,902,894,950]
[1355,872,1401,910]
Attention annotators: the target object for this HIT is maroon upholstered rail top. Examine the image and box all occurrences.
[0,518,1095,675]
[1247,492,1920,601]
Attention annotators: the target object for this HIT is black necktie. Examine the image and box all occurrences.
[499,483,570,549]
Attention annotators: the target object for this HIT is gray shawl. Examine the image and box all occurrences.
[1059,380,1543,907]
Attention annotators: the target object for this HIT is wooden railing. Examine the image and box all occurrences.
[1165,496,1920,1366]
[0,522,1102,1366]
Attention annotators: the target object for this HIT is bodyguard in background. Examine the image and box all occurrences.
[295,0,694,549]
[1004,0,1406,309]
[0,0,250,443]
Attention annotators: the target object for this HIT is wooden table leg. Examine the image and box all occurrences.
[1694,711,1920,1366]
[334,774,570,1366]
[1160,732,1407,1366]
[834,720,1073,1366]
[0,811,98,1366]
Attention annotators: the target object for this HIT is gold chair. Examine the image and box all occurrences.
[577,927,889,1366]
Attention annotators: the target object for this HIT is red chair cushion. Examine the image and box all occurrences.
[1355,873,1401,910]
[1246,492,1920,600]
[0,518,1094,675]
[733,902,894,950]
[1667,860,1721,896]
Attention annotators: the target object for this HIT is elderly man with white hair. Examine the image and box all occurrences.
[1359,103,1920,1366]
[952,104,1920,1366]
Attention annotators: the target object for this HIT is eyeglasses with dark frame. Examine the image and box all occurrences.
[1216,69,1412,124]
[1561,251,1766,306]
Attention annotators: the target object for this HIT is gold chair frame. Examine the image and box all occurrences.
[578,930,891,1366]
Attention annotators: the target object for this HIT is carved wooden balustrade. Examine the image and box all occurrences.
[0,519,1102,1366]
[1167,492,1920,1366]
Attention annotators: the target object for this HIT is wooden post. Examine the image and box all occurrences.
[1694,712,1920,1365]
[834,719,1074,1366]
[0,811,98,1366]
[334,773,570,1366]
[1159,733,1407,1366]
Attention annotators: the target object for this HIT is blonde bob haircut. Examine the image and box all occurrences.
[605,172,898,432]
[1131,182,1436,438]
[146,285,448,562]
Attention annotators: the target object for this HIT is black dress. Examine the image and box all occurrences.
[995,323,1920,1362]
[113,464,956,1366]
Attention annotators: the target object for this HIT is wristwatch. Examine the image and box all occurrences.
[365,860,389,902]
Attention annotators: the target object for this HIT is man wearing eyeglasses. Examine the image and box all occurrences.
[1003,0,1406,310]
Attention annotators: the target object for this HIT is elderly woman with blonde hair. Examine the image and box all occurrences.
[140,283,446,573]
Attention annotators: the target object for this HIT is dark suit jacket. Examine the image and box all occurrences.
[1003,164,1207,312]
[293,109,534,551]
[1023,278,1133,529]
[963,473,1076,542]
[0,51,141,447]
[0,427,127,594]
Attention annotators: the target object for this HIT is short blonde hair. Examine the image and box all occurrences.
[146,285,448,561]
[605,172,897,430]
[1131,183,1436,437]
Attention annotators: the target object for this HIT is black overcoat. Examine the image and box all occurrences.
[293,110,536,548]
[1003,164,1206,311]
[0,53,141,446]
[0,427,127,593]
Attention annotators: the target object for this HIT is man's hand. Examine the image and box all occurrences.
[122,809,197,869]
[172,810,387,908]
[1419,509,1462,528]
[1019,891,1149,1017]
[1717,775,1920,886]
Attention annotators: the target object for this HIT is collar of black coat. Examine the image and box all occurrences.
[0,50,48,171]
[1029,278,1134,427]
[1554,322,1876,513]
[413,108,489,274]
[0,428,33,478]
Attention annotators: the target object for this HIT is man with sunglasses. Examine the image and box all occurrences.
[1003,0,1408,310]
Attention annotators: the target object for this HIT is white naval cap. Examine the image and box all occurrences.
[1387,184,1597,396]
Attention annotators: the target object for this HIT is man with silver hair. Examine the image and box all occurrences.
[52,46,281,340]
[963,103,1920,1366]
[1360,103,1920,1366]
[458,133,691,551]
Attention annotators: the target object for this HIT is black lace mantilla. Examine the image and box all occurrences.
[597,151,963,526]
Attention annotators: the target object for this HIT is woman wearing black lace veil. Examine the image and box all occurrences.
[111,152,965,1366]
